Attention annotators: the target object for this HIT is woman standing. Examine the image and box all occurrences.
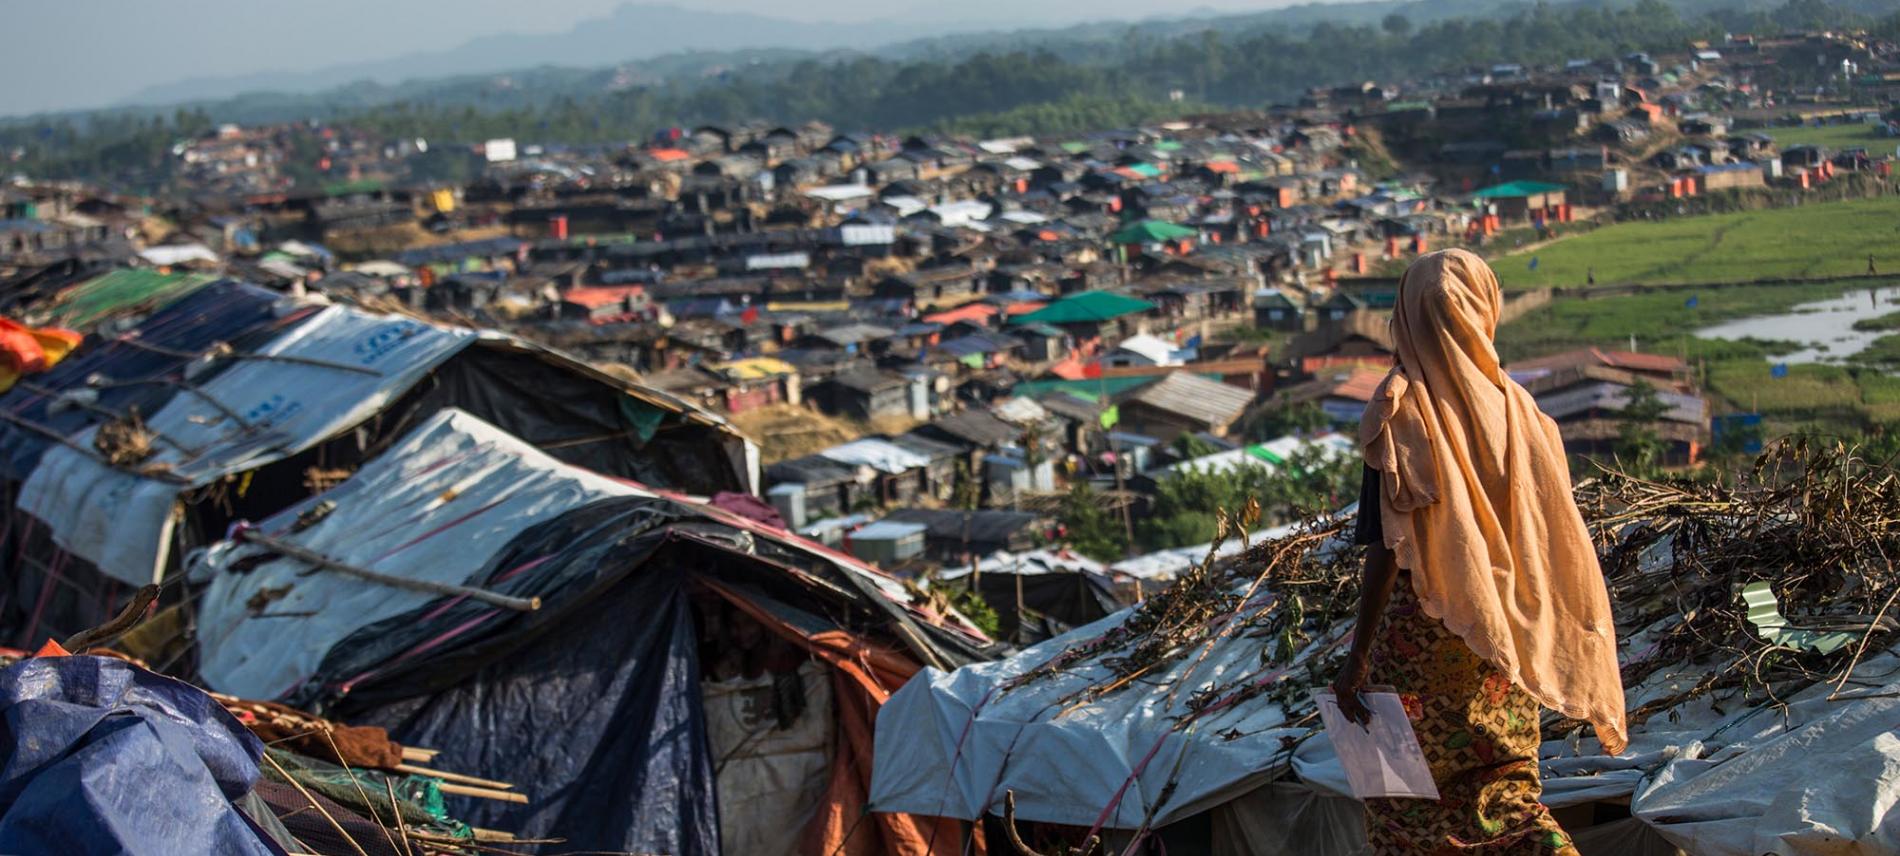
[1330,250,1628,854]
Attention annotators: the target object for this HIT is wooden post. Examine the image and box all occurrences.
[237,531,540,612]
[1013,570,1026,646]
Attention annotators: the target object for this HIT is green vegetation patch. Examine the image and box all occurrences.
[1706,360,1863,414]
[1851,310,1900,332]
[1492,196,1900,289]
[1761,123,1896,152]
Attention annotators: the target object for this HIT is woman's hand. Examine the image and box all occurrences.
[1333,541,1397,729]
[1331,658,1373,727]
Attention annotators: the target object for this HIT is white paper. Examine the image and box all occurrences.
[1313,689,1440,800]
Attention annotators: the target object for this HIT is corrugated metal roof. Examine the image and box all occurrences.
[1122,372,1255,427]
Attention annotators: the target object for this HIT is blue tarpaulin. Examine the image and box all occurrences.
[283,495,718,855]
[356,561,720,855]
[0,655,280,855]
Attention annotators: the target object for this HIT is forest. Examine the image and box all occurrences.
[3,0,1896,190]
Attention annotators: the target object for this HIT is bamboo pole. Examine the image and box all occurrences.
[393,763,514,791]
[438,783,529,804]
[237,530,540,612]
[384,777,414,856]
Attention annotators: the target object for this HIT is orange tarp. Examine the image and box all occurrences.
[923,303,999,326]
[1047,356,1088,380]
[0,319,81,392]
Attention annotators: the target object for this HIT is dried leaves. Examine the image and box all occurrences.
[1007,437,1900,737]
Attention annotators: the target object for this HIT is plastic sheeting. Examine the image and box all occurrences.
[872,607,1306,830]
[374,338,755,495]
[20,304,476,584]
[0,655,279,856]
[818,438,933,475]
[1208,783,1368,856]
[1632,645,1900,855]
[194,407,645,700]
[873,572,1900,854]
[182,405,986,854]
[705,661,836,856]
[358,564,721,855]
[0,280,293,481]
[1109,521,1301,580]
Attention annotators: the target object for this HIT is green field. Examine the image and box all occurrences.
[1762,123,1896,152]
[1492,195,1900,289]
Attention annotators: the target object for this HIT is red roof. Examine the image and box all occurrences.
[1327,367,1389,402]
[561,285,646,309]
[1048,356,1088,380]
[923,303,999,326]
[1512,347,1686,376]
[1598,349,1689,374]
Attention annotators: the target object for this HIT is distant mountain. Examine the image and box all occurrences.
[876,0,1528,61]
[111,0,1535,115]
[112,3,962,108]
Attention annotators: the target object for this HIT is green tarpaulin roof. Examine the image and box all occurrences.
[1111,220,1198,244]
[1010,291,1157,326]
[1126,163,1164,178]
[1012,376,1175,399]
[1472,180,1567,199]
[44,269,220,329]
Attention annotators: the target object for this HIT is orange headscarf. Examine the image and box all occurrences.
[1358,249,1628,754]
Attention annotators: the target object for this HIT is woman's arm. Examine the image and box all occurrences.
[1330,540,1399,726]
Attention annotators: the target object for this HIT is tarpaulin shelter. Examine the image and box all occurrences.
[191,408,992,855]
[30,268,222,332]
[873,517,1900,855]
[1009,291,1157,326]
[936,549,1125,644]
[1110,220,1198,245]
[0,285,759,649]
[0,654,280,855]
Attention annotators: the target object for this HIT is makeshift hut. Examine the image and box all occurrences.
[0,283,758,646]
[191,408,992,856]
[873,445,1900,855]
[935,549,1126,644]
[0,649,511,855]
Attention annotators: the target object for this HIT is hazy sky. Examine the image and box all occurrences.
[3,0,1298,117]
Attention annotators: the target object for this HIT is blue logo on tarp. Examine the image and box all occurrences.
[243,393,304,428]
[353,320,426,365]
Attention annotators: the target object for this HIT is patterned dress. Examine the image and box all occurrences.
[1355,467,1578,856]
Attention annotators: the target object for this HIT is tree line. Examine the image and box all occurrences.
[4,0,1895,191]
